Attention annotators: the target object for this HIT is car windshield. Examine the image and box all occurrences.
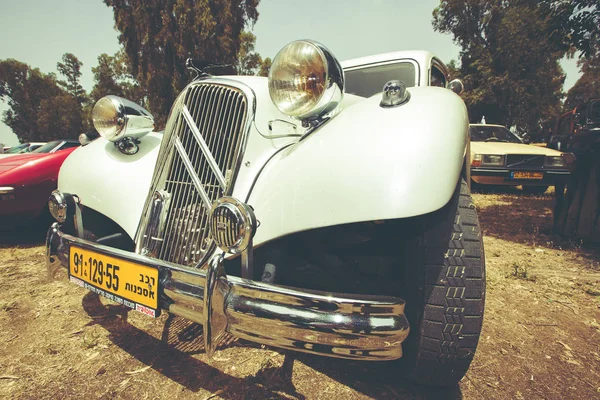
[32,141,63,153]
[6,144,29,154]
[344,62,417,98]
[469,125,523,143]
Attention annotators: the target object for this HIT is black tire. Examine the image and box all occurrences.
[522,185,549,194]
[398,178,485,387]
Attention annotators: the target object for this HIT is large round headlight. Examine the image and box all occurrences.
[268,40,344,120]
[92,96,126,142]
[92,96,154,142]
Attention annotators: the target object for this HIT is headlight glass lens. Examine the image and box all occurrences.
[471,153,482,167]
[544,155,566,168]
[268,40,343,119]
[92,97,124,141]
[482,155,505,166]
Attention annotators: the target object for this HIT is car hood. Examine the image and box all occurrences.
[0,153,47,175]
[470,142,562,156]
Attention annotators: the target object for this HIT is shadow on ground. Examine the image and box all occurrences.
[0,218,51,248]
[475,192,600,264]
[82,292,462,399]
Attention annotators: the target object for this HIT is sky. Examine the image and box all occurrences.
[0,0,581,146]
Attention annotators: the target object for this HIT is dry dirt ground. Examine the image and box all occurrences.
[1,189,599,400]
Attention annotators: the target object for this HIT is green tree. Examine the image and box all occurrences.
[104,0,260,127]
[258,57,271,77]
[236,31,263,75]
[57,53,88,107]
[0,59,65,142]
[433,0,567,136]
[540,0,599,59]
[90,50,145,105]
[564,55,600,109]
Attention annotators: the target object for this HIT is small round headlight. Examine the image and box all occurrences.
[268,40,344,120]
[92,96,126,142]
[209,197,257,254]
[48,190,74,223]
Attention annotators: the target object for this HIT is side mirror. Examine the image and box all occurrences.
[523,137,531,145]
[448,79,464,95]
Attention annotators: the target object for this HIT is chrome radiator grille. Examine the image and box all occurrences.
[506,154,544,168]
[137,82,250,267]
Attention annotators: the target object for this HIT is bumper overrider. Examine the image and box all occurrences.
[46,223,410,361]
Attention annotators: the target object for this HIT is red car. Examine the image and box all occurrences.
[0,140,80,226]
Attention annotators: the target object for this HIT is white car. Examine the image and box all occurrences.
[469,124,572,193]
[46,40,484,387]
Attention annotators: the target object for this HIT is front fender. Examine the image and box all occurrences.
[249,87,469,245]
[58,133,162,238]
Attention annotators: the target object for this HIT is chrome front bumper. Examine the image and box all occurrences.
[46,223,410,361]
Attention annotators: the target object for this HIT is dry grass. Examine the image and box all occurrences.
[1,190,599,399]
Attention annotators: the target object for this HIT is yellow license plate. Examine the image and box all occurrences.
[69,245,159,317]
[512,171,544,179]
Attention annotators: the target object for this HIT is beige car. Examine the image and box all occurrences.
[469,124,572,193]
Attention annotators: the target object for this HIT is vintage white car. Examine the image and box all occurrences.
[46,40,485,387]
[470,124,573,193]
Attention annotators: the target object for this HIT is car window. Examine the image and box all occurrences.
[6,144,29,154]
[469,125,523,143]
[32,141,63,153]
[431,65,446,87]
[344,62,417,98]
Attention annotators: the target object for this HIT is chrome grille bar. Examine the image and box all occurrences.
[182,105,227,190]
[136,80,252,267]
[173,138,212,209]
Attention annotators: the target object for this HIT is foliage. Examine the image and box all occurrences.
[540,0,599,59]
[236,31,263,75]
[104,0,260,128]
[57,53,88,107]
[0,59,68,142]
[433,0,567,137]
[0,55,91,142]
[564,55,600,109]
[258,57,271,77]
[90,50,145,105]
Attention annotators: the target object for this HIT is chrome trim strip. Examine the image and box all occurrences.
[471,168,510,173]
[181,105,227,189]
[173,137,212,210]
[47,224,410,361]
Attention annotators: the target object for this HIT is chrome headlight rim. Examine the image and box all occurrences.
[48,190,75,224]
[268,40,344,121]
[92,95,127,142]
[209,197,257,254]
[92,95,155,143]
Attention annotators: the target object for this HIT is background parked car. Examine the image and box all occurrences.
[1,142,46,155]
[469,124,573,194]
[0,140,79,227]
